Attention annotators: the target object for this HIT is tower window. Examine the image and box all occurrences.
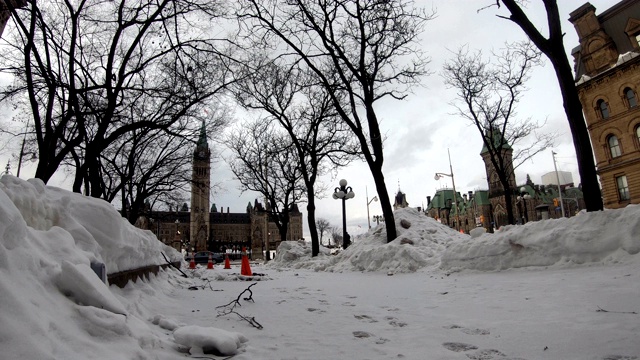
[616,175,630,201]
[597,99,610,119]
[636,125,640,146]
[608,135,621,158]
[625,88,638,108]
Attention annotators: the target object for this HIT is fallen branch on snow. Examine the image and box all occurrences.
[596,306,637,315]
[215,282,262,329]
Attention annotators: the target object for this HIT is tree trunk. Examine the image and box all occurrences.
[307,199,320,257]
[371,165,397,242]
[547,53,603,211]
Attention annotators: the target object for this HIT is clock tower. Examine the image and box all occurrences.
[190,120,211,251]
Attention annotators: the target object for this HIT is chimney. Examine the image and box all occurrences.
[426,196,431,206]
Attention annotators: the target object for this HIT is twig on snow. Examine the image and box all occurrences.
[215,282,262,329]
[596,306,637,315]
[162,252,188,278]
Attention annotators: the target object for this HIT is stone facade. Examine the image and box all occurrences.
[570,0,640,209]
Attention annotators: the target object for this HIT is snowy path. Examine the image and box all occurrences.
[135,263,640,360]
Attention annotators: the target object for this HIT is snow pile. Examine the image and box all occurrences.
[271,206,640,273]
[174,326,248,356]
[0,175,246,359]
[270,207,469,273]
[0,175,181,273]
[441,204,640,271]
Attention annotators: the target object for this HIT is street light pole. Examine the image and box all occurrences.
[333,179,355,249]
[366,187,378,229]
[435,149,461,231]
[552,151,566,217]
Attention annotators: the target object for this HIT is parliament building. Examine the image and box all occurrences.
[139,121,303,259]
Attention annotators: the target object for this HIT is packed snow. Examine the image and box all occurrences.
[0,175,638,359]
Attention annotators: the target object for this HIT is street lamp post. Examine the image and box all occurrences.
[517,187,532,223]
[333,179,355,249]
[435,149,461,231]
[372,215,384,226]
[366,187,378,229]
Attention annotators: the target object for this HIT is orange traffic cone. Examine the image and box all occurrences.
[224,254,231,269]
[240,247,252,276]
[459,229,465,234]
[189,257,196,269]
[207,253,214,269]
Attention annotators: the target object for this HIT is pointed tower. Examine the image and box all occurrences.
[480,127,516,196]
[190,120,211,251]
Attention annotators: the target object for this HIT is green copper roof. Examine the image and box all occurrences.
[480,128,512,155]
[197,119,208,148]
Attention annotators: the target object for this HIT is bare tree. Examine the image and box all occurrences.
[315,218,330,246]
[235,0,435,243]
[487,0,603,212]
[0,0,235,197]
[232,58,360,256]
[443,42,555,225]
[329,226,343,248]
[225,120,304,243]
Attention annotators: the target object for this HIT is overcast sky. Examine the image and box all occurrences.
[1,0,616,239]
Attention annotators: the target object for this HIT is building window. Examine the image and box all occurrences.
[616,175,630,201]
[637,125,640,146]
[625,88,638,108]
[608,135,621,158]
[598,99,610,119]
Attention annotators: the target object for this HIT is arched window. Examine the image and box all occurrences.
[608,135,621,158]
[598,99,610,119]
[625,88,638,108]
[616,175,630,201]
[636,125,640,145]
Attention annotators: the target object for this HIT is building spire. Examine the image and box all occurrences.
[197,119,208,148]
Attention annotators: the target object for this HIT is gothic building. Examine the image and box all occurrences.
[426,136,585,233]
[141,121,303,259]
[569,0,640,208]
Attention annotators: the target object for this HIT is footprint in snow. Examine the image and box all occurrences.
[442,342,478,352]
[603,356,638,360]
[465,349,505,359]
[354,314,378,323]
[384,316,407,327]
[443,324,490,335]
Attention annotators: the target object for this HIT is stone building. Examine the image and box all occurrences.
[426,138,585,233]
[570,0,640,208]
[141,121,303,259]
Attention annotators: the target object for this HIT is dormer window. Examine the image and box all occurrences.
[608,135,621,158]
[625,88,638,108]
[597,99,610,119]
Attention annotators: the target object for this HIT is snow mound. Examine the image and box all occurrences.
[270,207,468,273]
[0,175,181,273]
[173,325,248,356]
[441,204,640,271]
[271,206,640,273]
[56,260,127,315]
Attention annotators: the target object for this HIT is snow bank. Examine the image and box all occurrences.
[0,175,183,359]
[441,204,640,271]
[0,175,181,274]
[271,206,640,273]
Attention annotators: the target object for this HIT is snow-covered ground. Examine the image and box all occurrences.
[1,175,638,359]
